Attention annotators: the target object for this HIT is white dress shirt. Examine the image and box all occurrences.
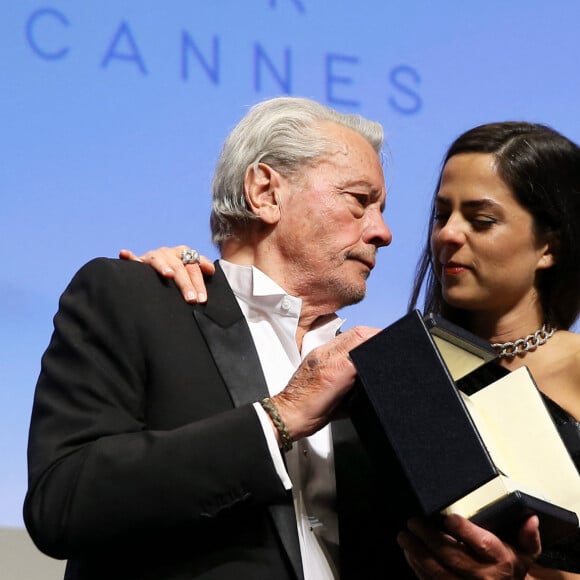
[220,260,344,580]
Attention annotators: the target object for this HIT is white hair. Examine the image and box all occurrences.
[210,96,384,247]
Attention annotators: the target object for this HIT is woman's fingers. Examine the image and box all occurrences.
[119,246,214,303]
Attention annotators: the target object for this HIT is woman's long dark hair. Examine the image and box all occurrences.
[408,122,580,330]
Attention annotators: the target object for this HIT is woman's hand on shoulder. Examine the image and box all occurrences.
[119,245,215,303]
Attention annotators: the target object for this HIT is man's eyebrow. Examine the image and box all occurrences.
[339,179,375,189]
[338,181,386,209]
[340,181,384,196]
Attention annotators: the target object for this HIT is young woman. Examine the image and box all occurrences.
[405,121,580,579]
[121,121,580,578]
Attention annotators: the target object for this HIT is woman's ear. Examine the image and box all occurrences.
[537,234,559,270]
[244,163,283,225]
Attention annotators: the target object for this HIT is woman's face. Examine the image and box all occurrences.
[430,153,554,315]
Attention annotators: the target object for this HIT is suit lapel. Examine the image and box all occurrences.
[193,263,267,406]
[193,262,304,580]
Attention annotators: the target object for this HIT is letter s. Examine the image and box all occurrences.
[388,65,422,115]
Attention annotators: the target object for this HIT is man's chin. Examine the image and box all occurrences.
[346,293,365,307]
[334,283,367,308]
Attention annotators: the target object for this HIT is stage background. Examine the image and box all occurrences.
[2,1,579,576]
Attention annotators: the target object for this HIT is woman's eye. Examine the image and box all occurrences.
[471,217,496,229]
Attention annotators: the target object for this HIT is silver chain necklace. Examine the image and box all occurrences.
[491,323,556,359]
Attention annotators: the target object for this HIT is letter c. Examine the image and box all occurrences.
[26,8,70,60]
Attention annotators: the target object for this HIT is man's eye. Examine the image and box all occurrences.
[349,193,368,206]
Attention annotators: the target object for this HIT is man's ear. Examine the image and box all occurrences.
[244,163,283,225]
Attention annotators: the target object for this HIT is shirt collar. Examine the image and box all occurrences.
[219,259,345,335]
[220,259,288,298]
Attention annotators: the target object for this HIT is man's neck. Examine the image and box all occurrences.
[295,312,340,351]
[220,246,338,349]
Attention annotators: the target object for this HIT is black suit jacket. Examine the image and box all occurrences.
[24,258,412,579]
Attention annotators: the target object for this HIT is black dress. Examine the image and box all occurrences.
[536,395,580,572]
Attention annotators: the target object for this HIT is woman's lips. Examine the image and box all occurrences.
[442,261,468,275]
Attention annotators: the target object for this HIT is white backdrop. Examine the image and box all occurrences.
[2,0,580,528]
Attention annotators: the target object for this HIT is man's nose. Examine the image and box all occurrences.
[364,210,392,248]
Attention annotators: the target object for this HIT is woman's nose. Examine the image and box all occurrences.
[434,215,466,245]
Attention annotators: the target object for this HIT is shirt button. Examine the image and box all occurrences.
[281,298,291,311]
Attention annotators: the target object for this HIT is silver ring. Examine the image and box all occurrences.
[180,248,201,265]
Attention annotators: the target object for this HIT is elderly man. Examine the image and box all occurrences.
[25,97,539,579]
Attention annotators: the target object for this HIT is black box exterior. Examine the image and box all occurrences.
[348,310,498,516]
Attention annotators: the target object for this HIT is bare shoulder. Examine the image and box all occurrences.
[540,330,580,418]
[557,330,580,364]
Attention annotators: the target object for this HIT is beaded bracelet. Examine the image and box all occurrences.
[260,397,293,452]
